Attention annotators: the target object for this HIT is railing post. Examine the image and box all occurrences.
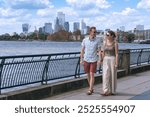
[118,51,124,69]
[42,56,51,85]
[0,59,5,94]
[148,54,150,64]
[137,49,143,66]
[120,49,130,75]
[75,57,80,78]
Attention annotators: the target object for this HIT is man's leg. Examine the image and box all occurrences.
[89,72,95,91]
[87,73,90,86]
[84,61,90,86]
[87,62,97,95]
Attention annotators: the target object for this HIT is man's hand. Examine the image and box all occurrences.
[97,60,103,65]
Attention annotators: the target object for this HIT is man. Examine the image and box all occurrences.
[80,26,102,95]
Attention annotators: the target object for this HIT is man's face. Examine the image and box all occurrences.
[90,29,96,38]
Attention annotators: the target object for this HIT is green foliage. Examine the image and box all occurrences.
[126,33,135,43]
[48,30,73,41]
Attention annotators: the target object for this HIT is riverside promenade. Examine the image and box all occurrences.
[44,70,150,100]
[0,49,150,100]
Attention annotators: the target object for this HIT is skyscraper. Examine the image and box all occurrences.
[45,23,53,34]
[73,22,80,32]
[54,17,60,32]
[81,20,86,34]
[54,12,66,32]
[64,22,69,32]
[57,12,65,28]
[22,23,30,34]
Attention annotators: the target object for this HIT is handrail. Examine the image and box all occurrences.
[0,48,150,94]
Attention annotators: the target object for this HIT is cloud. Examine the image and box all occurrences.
[66,0,111,10]
[137,0,150,10]
[57,7,78,17]
[0,0,54,34]
[0,8,26,18]
[37,7,56,17]
[2,0,53,9]
[85,7,148,31]
[113,8,137,16]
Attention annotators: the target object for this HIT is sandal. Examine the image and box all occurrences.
[87,90,93,95]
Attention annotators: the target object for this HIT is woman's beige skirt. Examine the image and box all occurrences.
[102,56,117,94]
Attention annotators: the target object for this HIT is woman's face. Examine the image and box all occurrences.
[106,32,113,40]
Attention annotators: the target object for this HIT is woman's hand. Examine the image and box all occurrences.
[97,60,103,65]
[115,64,118,68]
[80,60,83,65]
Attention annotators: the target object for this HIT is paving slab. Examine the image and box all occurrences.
[43,70,150,100]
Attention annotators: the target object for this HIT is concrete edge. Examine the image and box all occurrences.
[0,69,125,100]
[130,64,150,74]
[0,64,150,100]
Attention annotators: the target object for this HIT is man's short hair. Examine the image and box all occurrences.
[89,26,96,32]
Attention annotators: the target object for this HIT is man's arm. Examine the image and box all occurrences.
[80,47,85,64]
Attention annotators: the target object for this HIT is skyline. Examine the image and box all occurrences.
[0,0,150,34]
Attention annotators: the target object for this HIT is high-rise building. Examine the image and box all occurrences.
[54,12,66,32]
[81,20,86,34]
[54,17,60,32]
[45,23,53,34]
[86,26,90,34]
[136,25,144,30]
[22,23,30,34]
[39,27,43,34]
[73,22,80,32]
[64,22,69,32]
[57,12,65,28]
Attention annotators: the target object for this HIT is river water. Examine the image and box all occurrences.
[0,41,150,56]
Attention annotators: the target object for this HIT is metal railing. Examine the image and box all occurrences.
[0,53,81,92]
[130,48,150,66]
[0,48,150,93]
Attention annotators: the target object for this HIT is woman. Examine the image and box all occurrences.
[100,30,118,96]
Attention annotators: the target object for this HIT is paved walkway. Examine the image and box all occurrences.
[44,70,150,100]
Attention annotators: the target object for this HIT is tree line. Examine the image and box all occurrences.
[0,30,84,41]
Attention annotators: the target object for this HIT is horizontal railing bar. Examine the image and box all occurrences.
[0,52,80,59]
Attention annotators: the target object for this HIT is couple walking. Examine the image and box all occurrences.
[80,26,118,96]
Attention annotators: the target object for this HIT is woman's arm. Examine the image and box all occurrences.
[115,42,119,67]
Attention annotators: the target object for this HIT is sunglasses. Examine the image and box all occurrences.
[106,33,110,37]
[91,31,96,33]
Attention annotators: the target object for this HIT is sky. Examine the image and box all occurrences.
[0,0,150,35]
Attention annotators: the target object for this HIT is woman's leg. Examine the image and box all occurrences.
[110,57,117,94]
[102,57,111,94]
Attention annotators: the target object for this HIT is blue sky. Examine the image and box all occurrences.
[0,0,150,35]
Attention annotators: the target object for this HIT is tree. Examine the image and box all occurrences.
[126,33,135,43]
[39,33,47,40]
[11,33,20,40]
[48,30,72,41]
